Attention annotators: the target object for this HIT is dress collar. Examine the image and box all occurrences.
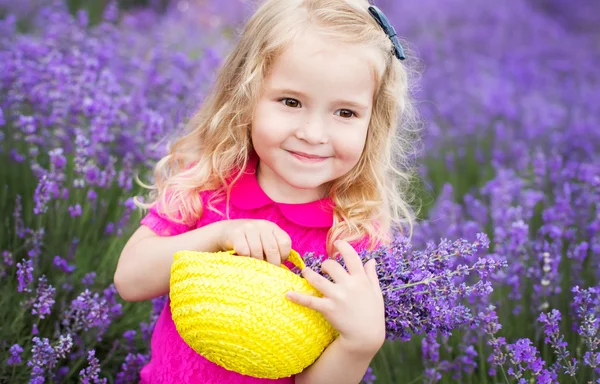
[229,153,334,228]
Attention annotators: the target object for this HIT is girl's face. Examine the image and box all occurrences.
[251,30,381,204]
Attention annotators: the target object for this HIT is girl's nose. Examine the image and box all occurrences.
[295,114,328,145]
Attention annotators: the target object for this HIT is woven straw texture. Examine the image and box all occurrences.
[169,249,338,379]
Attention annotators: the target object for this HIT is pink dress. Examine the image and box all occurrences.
[139,154,337,384]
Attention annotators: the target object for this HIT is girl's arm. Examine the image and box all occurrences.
[114,218,293,302]
[295,337,379,384]
[114,222,225,302]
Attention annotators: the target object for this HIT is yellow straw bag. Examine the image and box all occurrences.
[169,249,338,379]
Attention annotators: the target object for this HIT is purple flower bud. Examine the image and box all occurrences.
[32,275,56,319]
[16,258,34,293]
[53,255,75,274]
[69,204,83,217]
[79,349,107,384]
[49,148,67,169]
[87,189,98,201]
[2,250,13,267]
[82,272,96,286]
[7,344,23,366]
[54,334,74,359]
[115,353,148,384]
[27,337,58,382]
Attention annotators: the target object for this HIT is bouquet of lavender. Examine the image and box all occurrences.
[301,231,506,342]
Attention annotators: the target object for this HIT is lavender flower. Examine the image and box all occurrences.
[53,255,75,274]
[2,250,12,266]
[361,366,377,384]
[7,343,23,366]
[505,339,551,382]
[572,285,600,373]
[79,349,107,384]
[62,289,111,333]
[115,353,148,384]
[54,334,74,359]
[31,275,56,319]
[82,272,97,286]
[538,309,577,376]
[68,204,82,217]
[477,306,507,377]
[303,232,503,341]
[422,333,442,383]
[13,194,26,238]
[16,257,34,293]
[27,337,58,383]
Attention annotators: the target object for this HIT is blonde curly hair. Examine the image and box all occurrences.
[137,0,422,255]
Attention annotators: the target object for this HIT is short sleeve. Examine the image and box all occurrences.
[140,193,195,237]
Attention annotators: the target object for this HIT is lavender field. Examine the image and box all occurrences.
[1,1,599,383]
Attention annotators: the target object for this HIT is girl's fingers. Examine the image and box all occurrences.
[273,227,292,261]
[301,266,335,296]
[232,236,250,256]
[334,240,363,276]
[321,258,349,283]
[260,230,281,266]
[286,290,329,313]
[244,227,264,260]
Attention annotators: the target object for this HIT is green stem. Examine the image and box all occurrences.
[499,364,510,384]
[478,338,486,383]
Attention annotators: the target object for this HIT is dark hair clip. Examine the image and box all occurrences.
[368,5,406,61]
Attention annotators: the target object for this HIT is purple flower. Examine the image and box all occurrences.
[16,257,34,293]
[53,255,75,274]
[303,232,502,341]
[54,334,74,359]
[79,350,108,384]
[2,250,13,267]
[82,271,96,286]
[27,337,58,382]
[68,204,82,217]
[7,343,24,365]
[13,195,26,238]
[123,330,136,344]
[538,309,577,376]
[87,189,98,201]
[62,289,111,333]
[361,366,377,384]
[26,227,45,261]
[32,275,56,319]
[115,353,148,384]
[422,333,442,383]
[49,148,67,169]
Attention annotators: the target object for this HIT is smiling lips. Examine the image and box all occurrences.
[288,150,329,163]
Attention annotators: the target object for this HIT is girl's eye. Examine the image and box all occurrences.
[281,98,301,108]
[336,109,356,119]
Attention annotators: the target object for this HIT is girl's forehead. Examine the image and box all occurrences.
[264,30,382,100]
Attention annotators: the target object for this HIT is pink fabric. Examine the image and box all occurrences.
[138,154,338,384]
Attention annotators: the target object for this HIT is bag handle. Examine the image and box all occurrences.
[226,249,306,271]
[286,249,306,271]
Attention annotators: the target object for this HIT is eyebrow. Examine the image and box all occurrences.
[271,88,370,112]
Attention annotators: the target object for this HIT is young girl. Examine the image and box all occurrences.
[114,0,419,383]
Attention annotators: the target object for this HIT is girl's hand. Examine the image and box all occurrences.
[217,219,292,266]
[285,240,386,355]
